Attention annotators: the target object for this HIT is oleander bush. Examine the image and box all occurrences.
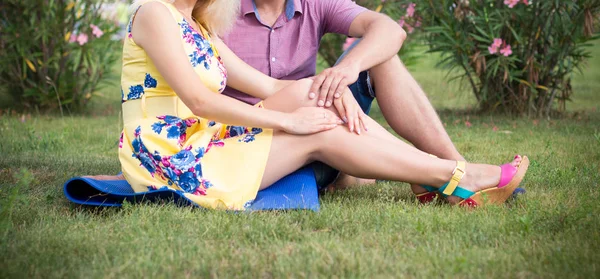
[0,0,122,113]
[420,0,600,116]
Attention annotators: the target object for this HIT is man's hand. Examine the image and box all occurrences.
[333,88,368,135]
[309,63,360,108]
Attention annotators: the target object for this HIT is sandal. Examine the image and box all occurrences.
[438,156,529,207]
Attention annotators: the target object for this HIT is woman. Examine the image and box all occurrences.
[112,0,528,210]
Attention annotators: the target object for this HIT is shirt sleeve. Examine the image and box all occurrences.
[319,0,368,35]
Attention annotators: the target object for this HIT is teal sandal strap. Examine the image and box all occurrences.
[421,185,438,192]
[438,182,475,199]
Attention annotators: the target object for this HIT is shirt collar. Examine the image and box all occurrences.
[285,0,303,20]
[242,0,303,21]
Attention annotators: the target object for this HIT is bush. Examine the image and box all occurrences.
[318,0,424,69]
[0,0,122,113]
[420,0,600,116]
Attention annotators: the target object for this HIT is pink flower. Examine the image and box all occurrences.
[76,33,88,45]
[504,0,519,8]
[342,37,357,51]
[492,38,503,48]
[500,45,512,56]
[488,38,503,54]
[465,121,472,127]
[406,3,416,18]
[397,18,405,28]
[90,24,104,38]
[521,0,531,5]
[415,20,422,27]
[69,32,77,43]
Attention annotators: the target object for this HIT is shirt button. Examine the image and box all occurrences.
[271,29,275,33]
[271,57,276,62]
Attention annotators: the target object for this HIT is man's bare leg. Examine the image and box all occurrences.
[333,55,463,193]
[368,55,464,194]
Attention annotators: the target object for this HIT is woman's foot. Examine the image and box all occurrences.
[444,163,502,205]
[411,155,522,203]
[443,155,528,206]
[83,174,125,180]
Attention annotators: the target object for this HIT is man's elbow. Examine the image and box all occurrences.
[380,17,406,51]
[398,26,407,43]
[391,21,407,50]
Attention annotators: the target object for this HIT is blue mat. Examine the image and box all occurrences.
[64,166,320,211]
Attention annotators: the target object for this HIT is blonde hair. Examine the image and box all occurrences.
[129,0,239,36]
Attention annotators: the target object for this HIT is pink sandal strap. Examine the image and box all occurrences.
[498,163,518,188]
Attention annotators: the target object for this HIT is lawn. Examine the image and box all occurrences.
[1,41,599,278]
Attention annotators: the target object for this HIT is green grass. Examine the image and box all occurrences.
[1,43,600,278]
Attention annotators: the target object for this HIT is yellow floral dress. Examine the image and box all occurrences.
[119,1,273,210]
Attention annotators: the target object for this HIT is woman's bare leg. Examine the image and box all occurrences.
[259,122,502,198]
[260,80,503,195]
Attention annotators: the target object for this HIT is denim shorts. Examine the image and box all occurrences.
[311,38,375,190]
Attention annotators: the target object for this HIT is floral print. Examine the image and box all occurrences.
[179,19,227,92]
[124,73,158,101]
[127,85,145,100]
[239,128,264,143]
[223,126,264,143]
[151,115,198,146]
[131,126,213,196]
[119,132,124,149]
[144,73,157,88]
[180,20,214,70]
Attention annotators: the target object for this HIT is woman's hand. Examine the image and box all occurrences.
[333,89,368,135]
[281,107,343,135]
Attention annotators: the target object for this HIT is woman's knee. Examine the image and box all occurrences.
[264,79,318,112]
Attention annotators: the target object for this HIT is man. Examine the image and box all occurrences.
[220,0,479,197]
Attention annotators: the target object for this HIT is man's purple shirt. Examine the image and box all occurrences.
[221,0,366,105]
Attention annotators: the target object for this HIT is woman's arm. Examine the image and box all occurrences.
[131,2,340,134]
[212,38,292,99]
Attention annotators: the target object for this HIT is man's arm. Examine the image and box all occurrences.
[310,10,406,108]
[344,11,406,76]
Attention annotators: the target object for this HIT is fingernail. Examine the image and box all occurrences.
[350,127,353,132]
[325,101,331,107]
[342,117,348,123]
[334,93,340,98]
[317,100,324,106]
[309,93,316,99]
[364,126,368,131]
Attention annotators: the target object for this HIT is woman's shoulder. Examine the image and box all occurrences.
[129,1,182,45]
[134,1,178,22]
